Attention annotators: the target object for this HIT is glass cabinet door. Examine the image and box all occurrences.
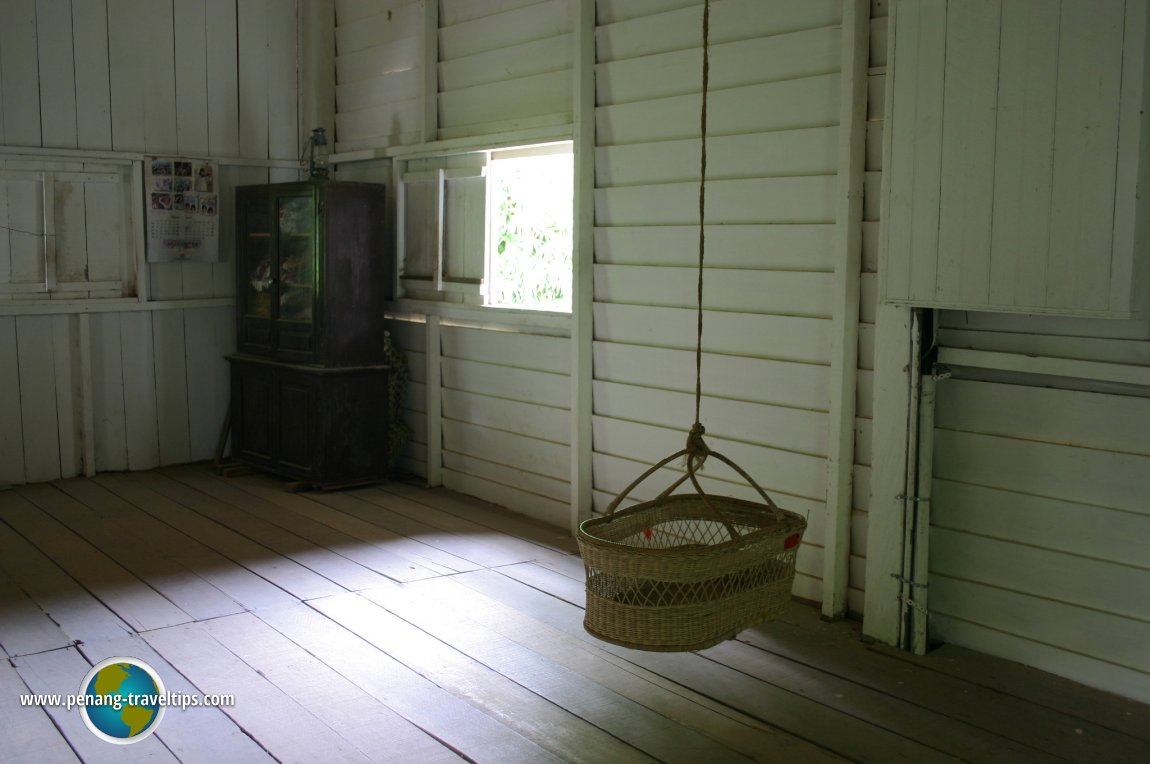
[240,192,273,321]
[276,193,315,326]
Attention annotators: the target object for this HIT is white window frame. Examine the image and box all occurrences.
[394,140,573,313]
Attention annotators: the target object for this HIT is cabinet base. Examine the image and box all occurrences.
[227,355,392,490]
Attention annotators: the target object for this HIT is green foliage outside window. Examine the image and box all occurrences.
[488,152,573,312]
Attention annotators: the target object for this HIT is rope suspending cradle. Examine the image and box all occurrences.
[576,0,808,652]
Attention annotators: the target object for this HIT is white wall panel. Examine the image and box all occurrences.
[0,0,300,486]
[931,339,1150,701]
[334,0,423,151]
[0,0,41,146]
[436,0,574,139]
[439,324,572,526]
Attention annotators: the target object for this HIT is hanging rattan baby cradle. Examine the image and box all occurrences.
[576,0,808,652]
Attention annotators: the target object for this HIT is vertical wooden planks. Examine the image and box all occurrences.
[267,0,299,161]
[988,0,1059,309]
[882,0,945,304]
[147,0,186,313]
[142,0,179,155]
[118,311,160,470]
[35,0,79,148]
[1110,0,1149,316]
[107,0,146,152]
[15,316,61,483]
[238,0,271,160]
[175,0,215,299]
[0,317,27,485]
[89,313,128,472]
[51,315,81,479]
[0,181,11,285]
[0,0,42,146]
[1046,1,1124,312]
[54,178,89,286]
[83,172,124,285]
[72,0,113,150]
[152,309,191,466]
[207,0,240,157]
[935,0,1000,307]
[175,0,211,156]
[207,0,241,296]
[184,306,231,461]
[7,179,45,286]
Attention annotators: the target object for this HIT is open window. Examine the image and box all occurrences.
[397,141,572,312]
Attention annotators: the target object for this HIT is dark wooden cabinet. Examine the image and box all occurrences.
[236,180,391,366]
[229,180,392,488]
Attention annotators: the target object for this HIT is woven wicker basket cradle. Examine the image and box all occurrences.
[577,444,807,652]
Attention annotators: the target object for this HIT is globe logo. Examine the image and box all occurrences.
[78,657,166,744]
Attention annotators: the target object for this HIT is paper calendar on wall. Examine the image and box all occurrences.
[145,157,220,262]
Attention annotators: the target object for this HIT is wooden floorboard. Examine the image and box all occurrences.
[1,464,1148,763]
[0,659,81,764]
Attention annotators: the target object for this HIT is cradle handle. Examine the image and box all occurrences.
[602,447,780,542]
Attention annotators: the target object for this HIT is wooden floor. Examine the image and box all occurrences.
[1,467,1148,763]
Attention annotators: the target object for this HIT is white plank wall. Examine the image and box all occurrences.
[436,0,574,140]
[592,0,849,606]
[388,319,430,479]
[383,318,574,528]
[0,0,301,486]
[334,0,425,152]
[439,325,572,526]
[929,371,1150,704]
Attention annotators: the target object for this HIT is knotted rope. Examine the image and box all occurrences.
[687,0,711,482]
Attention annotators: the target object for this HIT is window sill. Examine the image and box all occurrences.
[387,298,572,335]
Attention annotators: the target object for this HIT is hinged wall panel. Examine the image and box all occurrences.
[882,0,1150,318]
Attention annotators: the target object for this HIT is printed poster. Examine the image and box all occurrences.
[145,157,219,262]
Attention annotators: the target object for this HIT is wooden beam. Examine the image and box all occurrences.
[862,0,914,647]
[822,0,870,619]
[569,0,596,536]
[862,303,914,645]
